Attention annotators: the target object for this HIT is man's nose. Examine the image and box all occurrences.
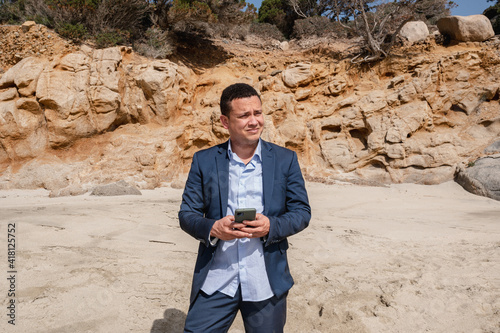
[248,114,258,125]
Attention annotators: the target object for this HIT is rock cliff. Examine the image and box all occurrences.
[1,23,499,193]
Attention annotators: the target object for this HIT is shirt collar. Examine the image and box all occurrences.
[228,139,262,163]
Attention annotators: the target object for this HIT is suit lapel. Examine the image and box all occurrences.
[216,142,229,218]
[261,140,275,215]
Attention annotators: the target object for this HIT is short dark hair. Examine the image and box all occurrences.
[220,83,261,117]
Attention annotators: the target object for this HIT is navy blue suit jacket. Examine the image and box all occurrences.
[179,140,311,304]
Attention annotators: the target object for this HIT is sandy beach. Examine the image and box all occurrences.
[1,181,499,333]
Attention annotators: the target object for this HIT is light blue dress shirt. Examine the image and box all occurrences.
[201,139,274,302]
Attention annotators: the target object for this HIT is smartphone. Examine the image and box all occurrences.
[234,208,256,223]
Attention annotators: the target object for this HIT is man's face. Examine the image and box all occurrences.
[220,95,264,147]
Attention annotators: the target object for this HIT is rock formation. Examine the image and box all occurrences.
[0,22,499,196]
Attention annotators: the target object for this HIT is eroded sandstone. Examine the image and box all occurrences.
[0,22,499,193]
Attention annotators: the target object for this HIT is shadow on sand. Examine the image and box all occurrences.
[151,308,187,333]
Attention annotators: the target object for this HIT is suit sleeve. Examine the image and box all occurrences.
[178,152,217,247]
[265,151,311,246]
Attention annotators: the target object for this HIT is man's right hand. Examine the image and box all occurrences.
[210,215,254,241]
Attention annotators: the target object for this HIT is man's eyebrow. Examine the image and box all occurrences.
[233,108,262,116]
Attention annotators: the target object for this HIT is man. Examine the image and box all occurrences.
[179,83,311,332]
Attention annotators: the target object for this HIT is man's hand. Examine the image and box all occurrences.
[239,213,270,238]
[210,215,253,241]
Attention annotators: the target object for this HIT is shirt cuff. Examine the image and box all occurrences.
[209,236,219,246]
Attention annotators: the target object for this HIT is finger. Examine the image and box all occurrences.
[231,222,247,229]
[231,230,252,238]
[240,226,260,233]
[243,221,260,228]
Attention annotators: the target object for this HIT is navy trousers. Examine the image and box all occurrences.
[183,287,287,333]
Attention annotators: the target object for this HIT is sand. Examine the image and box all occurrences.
[0,181,499,333]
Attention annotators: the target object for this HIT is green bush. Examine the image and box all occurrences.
[45,0,100,11]
[57,22,87,40]
[484,3,500,35]
[94,29,129,48]
[87,0,149,38]
[258,0,296,38]
[0,0,26,24]
[31,14,54,27]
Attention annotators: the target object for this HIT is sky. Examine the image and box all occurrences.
[246,0,493,16]
[451,0,491,16]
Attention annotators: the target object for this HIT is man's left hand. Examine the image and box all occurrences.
[240,213,270,238]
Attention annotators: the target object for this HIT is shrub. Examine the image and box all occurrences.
[94,29,129,48]
[0,1,26,24]
[249,22,285,41]
[213,0,256,25]
[484,3,500,35]
[22,0,148,44]
[24,0,97,32]
[134,26,175,58]
[292,16,348,39]
[87,0,149,38]
[31,14,54,27]
[258,0,296,38]
[57,22,87,40]
[168,0,217,28]
[203,22,253,40]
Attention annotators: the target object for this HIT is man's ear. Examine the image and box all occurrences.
[220,115,229,129]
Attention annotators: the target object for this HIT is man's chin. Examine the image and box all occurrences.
[240,136,261,146]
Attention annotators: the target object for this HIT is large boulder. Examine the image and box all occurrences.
[400,21,429,43]
[455,155,500,201]
[455,141,500,201]
[437,15,495,42]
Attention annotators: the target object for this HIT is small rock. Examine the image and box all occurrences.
[279,41,289,51]
[295,88,311,101]
[90,180,142,196]
[388,76,405,88]
[22,21,36,33]
[171,179,186,189]
[49,185,88,198]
